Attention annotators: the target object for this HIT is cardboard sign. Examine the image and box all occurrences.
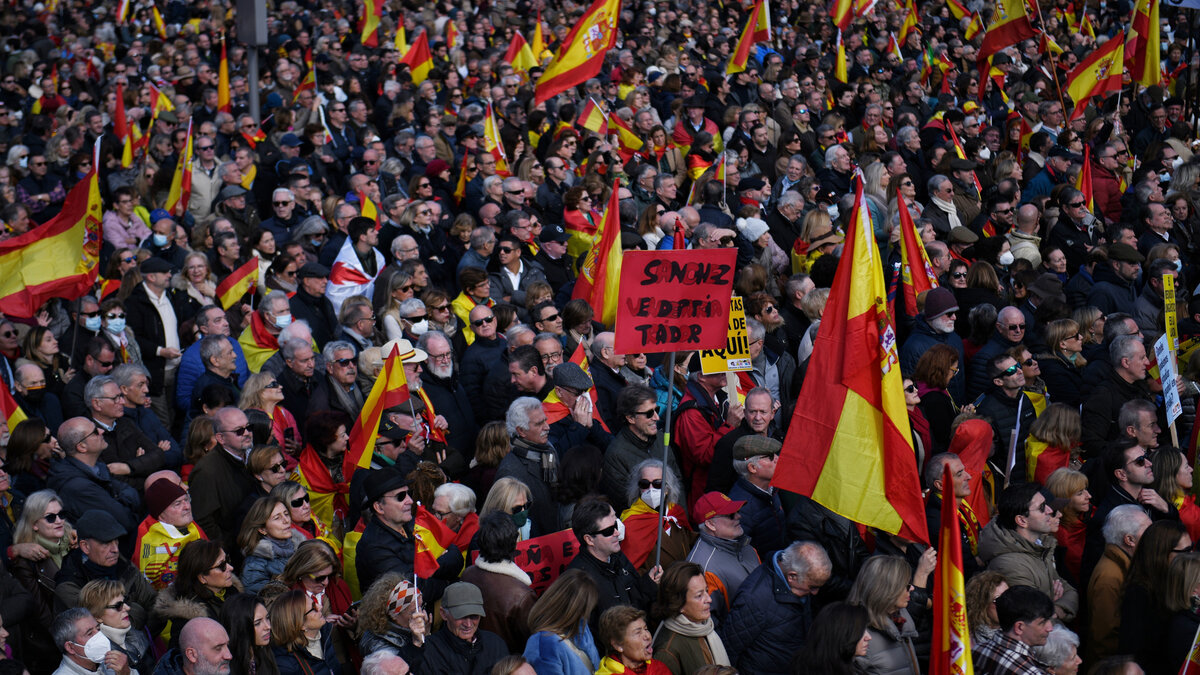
[700,295,754,373]
[1155,333,1184,427]
[1164,273,1178,353]
[614,249,737,353]
[471,529,580,594]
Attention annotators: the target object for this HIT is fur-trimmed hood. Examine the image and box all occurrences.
[154,576,244,621]
[474,557,532,585]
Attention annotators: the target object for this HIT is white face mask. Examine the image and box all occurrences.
[615,518,626,542]
[408,319,429,336]
[999,251,1015,266]
[75,631,111,664]
[641,487,663,509]
[826,205,839,220]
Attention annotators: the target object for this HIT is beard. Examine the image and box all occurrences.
[428,361,453,380]
[930,315,957,334]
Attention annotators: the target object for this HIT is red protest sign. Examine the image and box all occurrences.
[614,248,737,353]
[471,529,580,594]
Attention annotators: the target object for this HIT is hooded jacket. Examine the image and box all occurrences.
[686,530,761,612]
[977,522,1078,621]
[719,552,814,675]
[1087,263,1139,316]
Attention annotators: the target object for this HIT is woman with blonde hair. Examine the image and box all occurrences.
[80,579,155,674]
[1153,447,1200,541]
[1039,319,1088,407]
[278,539,357,660]
[357,573,429,658]
[173,252,218,308]
[239,371,300,451]
[11,489,72,671]
[846,556,921,675]
[964,571,1009,646]
[1046,467,1092,584]
[1026,403,1083,484]
[1165,553,1200,672]
[1072,306,1105,350]
[269,589,341,675]
[523,569,601,675]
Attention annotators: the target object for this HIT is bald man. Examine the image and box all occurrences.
[179,617,232,675]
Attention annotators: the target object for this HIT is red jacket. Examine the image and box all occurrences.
[1091,161,1124,224]
[673,382,735,512]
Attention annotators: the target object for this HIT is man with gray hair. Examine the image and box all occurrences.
[458,226,496,274]
[418,331,478,453]
[51,606,132,675]
[315,340,364,418]
[816,144,852,194]
[767,188,806,256]
[1081,334,1153,456]
[588,332,624,429]
[278,337,328,419]
[1088,504,1151,662]
[431,482,477,534]
[496,396,558,536]
[722,540,832,673]
[188,336,241,419]
[189,406,257,547]
[85,374,168,491]
[177,305,249,410]
[360,649,410,675]
[261,187,301,244]
[237,290,292,372]
[729,435,786,558]
[49,417,141,537]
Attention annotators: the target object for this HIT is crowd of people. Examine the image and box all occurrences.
[0,0,1197,673]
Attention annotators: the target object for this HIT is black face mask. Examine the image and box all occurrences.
[22,387,44,407]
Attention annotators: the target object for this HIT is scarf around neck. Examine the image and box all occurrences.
[657,614,730,666]
[930,195,963,231]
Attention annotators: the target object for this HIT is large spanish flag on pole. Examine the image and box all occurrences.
[533,0,621,104]
[571,180,623,327]
[343,343,410,479]
[166,119,194,218]
[218,36,231,114]
[931,463,974,675]
[726,0,771,75]
[1066,32,1124,119]
[975,0,1036,74]
[1127,0,1160,87]
[505,31,538,76]
[773,175,929,545]
[0,149,103,318]
[360,0,382,47]
[896,194,938,318]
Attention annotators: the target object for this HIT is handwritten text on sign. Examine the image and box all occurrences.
[700,295,753,373]
[614,248,737,353]
[471,529,580,595]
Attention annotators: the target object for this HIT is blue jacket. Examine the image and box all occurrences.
[1024,166,1067,204]
[175,335,249,408]
[46,456,140,537]
[523,624,601,675]
[1087,264,1139,316]
[720,552,814,675]
[899,317,965,401]
[728,477,786,560]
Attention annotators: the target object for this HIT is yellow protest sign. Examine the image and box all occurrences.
[1164,272,1178,353]
[700,296,753,374]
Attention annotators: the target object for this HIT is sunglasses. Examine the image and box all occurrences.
[1022,358,1037,366]
[210,559,232,571]
[273,201,293,206]
[904,384,917,393]
[472,316,496,327]
[1005,324,1027,331]
[539,313,560,323]
[952,272,968,279]
[498,247,517,253]
[333,358,355,367]
[511,502,530,514]
[43,512,62,523]
[1129,454,1152,467]
[309,573,332,584]
[590,523,619,538]
[638,479,663,490]
[222,425,251,435]
[1067,201,1086,208]
[290,494,311,508]
[104,600,130,611]
[999,364,1021,377]
[265,380,281,389]
[266,461,288,473]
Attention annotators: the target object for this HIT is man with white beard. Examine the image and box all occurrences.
[417,331,479,460]
[898,287,967,400]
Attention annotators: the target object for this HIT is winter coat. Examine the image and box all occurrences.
[523,625,601,675]
[46,456,140,537]
[566,551,657,638]
[976,389,1037,482]
[977,522,1078,621]
[899,318,966,401]
[242,531,306,593]
[1087,543,1132,663]
[686,531,761,613]
[967,332,1022,399]
[785,494,869,603]
[1080,369,1155,458]
[728,478,786,559]
[720,552,813,675]
[495,438,560,537]
[188,446,257,548]
[601,428,674,511]
[855,609,920,675]
[1087,264,1139,316]
[354,518,415,594]
[54,549,157,630]
[153,575,244,648]
[461,559,538,654]
[1037,353,1085,408]
[652,626,723,675]
[460,335,506,403]
[415,625,508,675]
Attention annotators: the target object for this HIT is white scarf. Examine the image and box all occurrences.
[99,623,131,649]
[930,195,963,231]
[656,614,731,666]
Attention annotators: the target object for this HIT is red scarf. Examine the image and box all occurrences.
[249,310,280,350]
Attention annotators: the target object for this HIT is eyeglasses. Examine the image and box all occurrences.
[638,479,663,490]
[472,316,495,327]
[432,304,450,311]
[308,573,332,584]
[290,494,311,508]
[209,559,232,572]
[539,313,560,323]
[0,331,15,339]
[104,600,129,611]
[197,145,214,151]
[540,351,563,364]
[221,425,251,435]
[404,314,428,323]
[265,380,282,389]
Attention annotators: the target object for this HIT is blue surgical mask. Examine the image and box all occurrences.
[152,233,169,247]
[274,313,293,329]
[105,318,126,334]
[84,316,102,332]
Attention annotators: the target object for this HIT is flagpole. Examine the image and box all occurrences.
[1032,4,1071,119]
[655,218,688,569]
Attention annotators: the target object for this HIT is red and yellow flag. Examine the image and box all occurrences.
[505,31,538,75]
[394,24,408,52]
[152,6,167,39]
[358,190,380,227]
[964,13,983,41]
[931,463,974,675]
[831,0,854,31]
[577,98,609,136]
[610,114,645,162]
[946,0,969,19]
[687,154,712,181]
[343,343,410,479]
[292,69,316,105]
[148,83,174,114]
[0,151,102,319]
[0,378,27,430]
[445,19,460,48]
[116,0,130,24]
[400,31,433,84]
[897,194,939,317]
[835,30,848,83]
[166,119,194,217]
[1066,32,1125,119]
[1127,0,1160,87]
[543,343,609,430]
[727,0,771,75]
[484,102,511,177]
[976,0,1036,74]
[532,9,547,57]
[898,0,919,42]
[773,174,929,545]
[215,258,258,310]
[533,0,620,104]
[571,180,623,326]
[360,0,382,47]
[453,153,469,205]
[946,125,982,194]
[414,504,456,578]
[218,36,231,114]
[113,83,132,168]
[1076,145,1095,213]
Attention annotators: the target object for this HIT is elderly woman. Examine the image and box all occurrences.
[652,561,731,675]
[597,605,672,675]
[239,496,307,594]
[173,252,218,308]
[621,459,693,573]
[80,579,155,675]
[1033,624,1083,675]
[481,477,535,541]
[358,573,429,661]
[847,556,921,675]
[461,512,537,653]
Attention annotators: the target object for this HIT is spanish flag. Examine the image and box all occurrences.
[831,0,854,30]
[1127,0,1160,87]
[414,504,456,578]
[577,98,609,136]
[543,343,609,430]
[931,462,974,675]
[116,0,130,24]
[218,36,231,114]
[400,31,433,85]
[394,24,408,52]
[453,153,469,205]
[946,125,981,194]
[687,154,712,181]
[835,30,848,83]
[484,102,511,177]
[611,114,645,162]
[114,84,132,168]
[343,342,409,479]
[360,0,382,47]
[898,0,919,43]
[534,0,620,104]
[946,0,969,19]
[152,5,167,39]
[0,148,103,319]
[1075,145,1096,213]
[165,119,194,218]
[896,194,939,319]
[773,174,929,545]
[292,69,316,105]
[571,180,623,326]
[215,258,258,310]
[238,310,281,373]
[532,9,547,58]
[1066,32,1124,119]
[445,19,460,48]
[505,31,538,76]
[0,379,27,437]
[964,13,983,41]
[727,0,771,75]
[148,83,175,113]
[358,190,380,227]
[976,0,1036,74]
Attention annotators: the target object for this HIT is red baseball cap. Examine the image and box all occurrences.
[694,492,746,522]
